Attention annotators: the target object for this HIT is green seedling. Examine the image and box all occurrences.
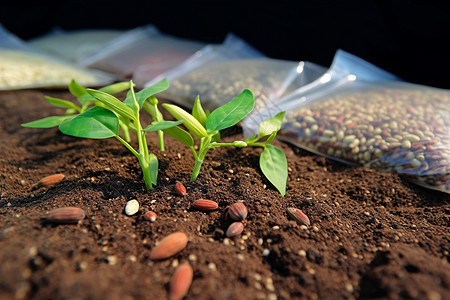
[22,79,179,189]
[22,80,134,141]
[162,90,288,196]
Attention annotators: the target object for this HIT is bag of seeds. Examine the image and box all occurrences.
[145,33,325,113]
[0,24,115,90]
[80,24,205,82]
[278,80,450,194]
[242,49,401,137]
[246,50,450,193]
[28,27,125,64]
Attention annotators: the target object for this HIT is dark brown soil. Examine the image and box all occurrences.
[0,89,449,300]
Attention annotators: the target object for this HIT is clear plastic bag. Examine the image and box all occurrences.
[0,24,114,90]
[28,27,124,63]
[145,34,325,113]
[243,49,401,137]
[80,25,205,81]
[252,50,449,193]
[279,81,450,193]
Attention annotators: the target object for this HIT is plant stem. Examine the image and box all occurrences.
[115,136,138,157]
[120,122,131,142]
[190,144,209,182]
[138,155,153,189]
[158,130,164,151]
[190,158,204,182]
[130,81,153,189]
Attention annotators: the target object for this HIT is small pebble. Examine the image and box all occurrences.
[124,199,139,216]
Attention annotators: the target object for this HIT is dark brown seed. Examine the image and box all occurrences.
[192,199,218,211]
[174,182,187,196]
[170,263,193,300]
[143,211,157,222]
[43,207,85,224]
[226,222,244,238]
[227,202,248,221]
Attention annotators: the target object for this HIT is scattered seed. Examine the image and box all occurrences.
[188,254,197,262]
[226,222,244,238]
[174,182,187,196]
[169,263,193,300]
[34,173,65,187]
[262,249,270,256]
[227,202,248,221]
[208,262,217,271]
[286,207,311,226]
[105,255,117,265]
[192,199,218,211]
[150,232,189,261]
[143,211,157,222]
[124,199,139,216]
[42,207,85,224]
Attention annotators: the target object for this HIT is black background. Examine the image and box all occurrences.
[1,1,450,89]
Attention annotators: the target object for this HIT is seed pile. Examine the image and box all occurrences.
[280,87,450,193]
[162,59,299,111]
[0,50,104,90]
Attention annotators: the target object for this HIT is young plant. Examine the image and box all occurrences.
[162,90,288,196]
[21,80,133,140]
[22,79,180,189]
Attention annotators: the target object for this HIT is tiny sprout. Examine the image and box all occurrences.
[162,90,288,196]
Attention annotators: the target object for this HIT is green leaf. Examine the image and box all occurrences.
[77,93,97,106]
[69,79,87,98]
[59,106,119,139]
[124,78,169,109]
[265,131,278,144]
[21,115,75,128]
[206,89,254,131]
[163,126,194,147]
[148,153,158,186]
[44,96,80,111]
[162,103,208,138]
[245,134,258,144]
[192,95,207,127]
[87,89,136,121]
[258,111,286,138]
[65,108,77,115]
[260,145,287,196]
[99,81,130,94]
[143,120,183,132]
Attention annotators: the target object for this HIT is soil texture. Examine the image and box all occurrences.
[0,89,449,300]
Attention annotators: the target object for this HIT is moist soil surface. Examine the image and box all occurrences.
[0,89,449,300]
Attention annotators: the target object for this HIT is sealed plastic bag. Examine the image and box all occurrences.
[28,27,124,63]
[145,34,326,113]
[256,50,449,193]
[279,81,450,193]
[0,24,114,90]
[80,25,205,81]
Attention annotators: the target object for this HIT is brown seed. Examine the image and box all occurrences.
[150,232,188,261]
[143,211,157,222]
[43,207,85,224]
[192,199,218,211]
[226,222,244,238]
[169,263,193,300]
[287,207,310,226]
[174,182,187,196]
[228,202,248,221]
[34,173,65,187]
